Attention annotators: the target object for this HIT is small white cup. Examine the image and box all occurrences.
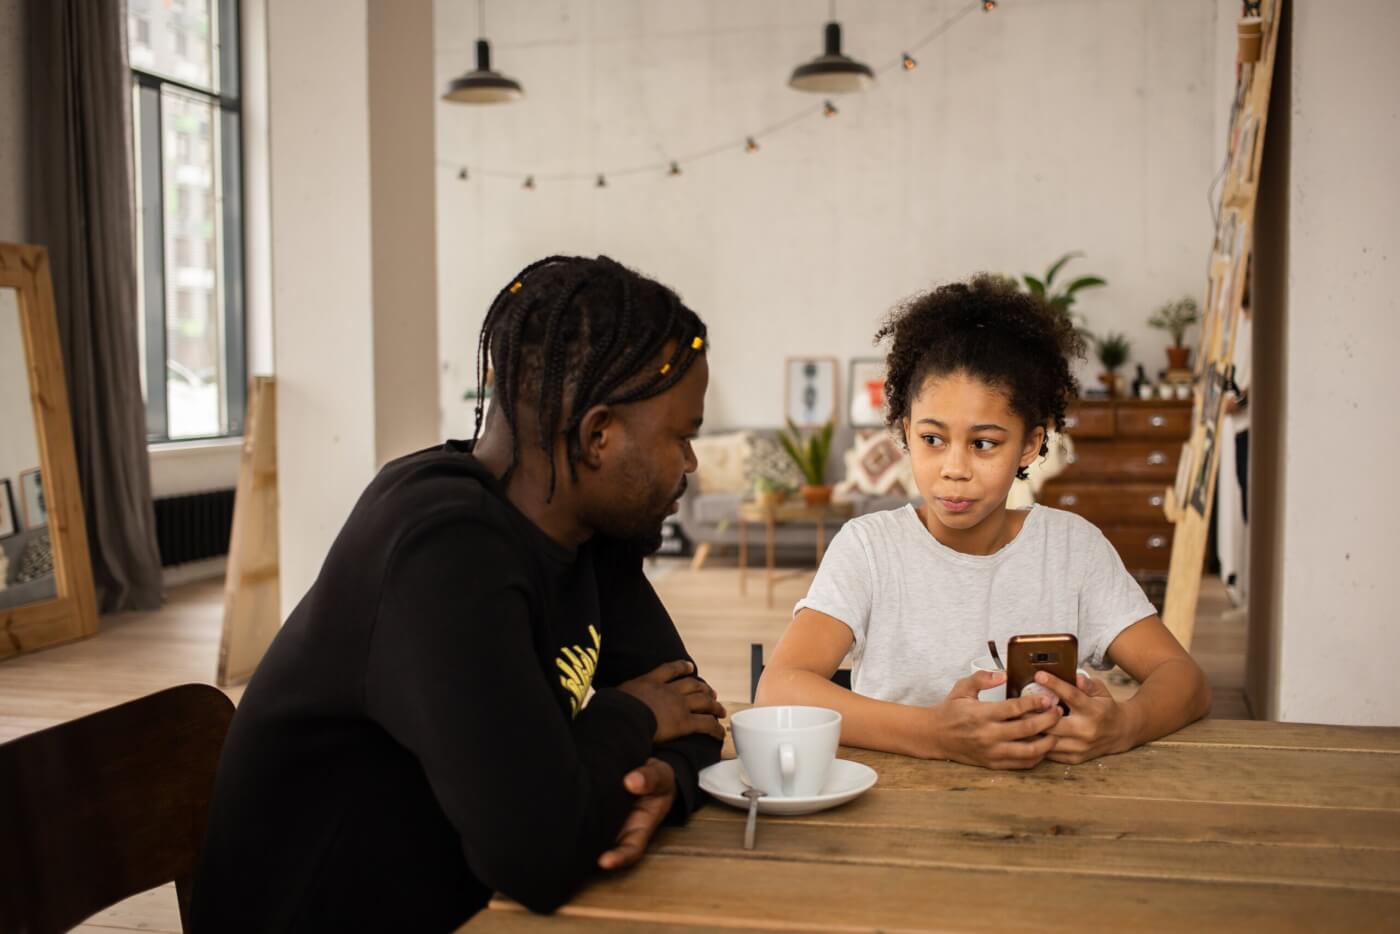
[731,706,841,798]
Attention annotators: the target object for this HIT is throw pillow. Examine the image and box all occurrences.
[836,429,916,497]
[14,531,54,584]
[745,435,804,490]
[690,432,753,494]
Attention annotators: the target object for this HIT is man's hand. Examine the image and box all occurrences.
[617,660,727,743]
[922,671,1062,769]
[598,758,676,871]
[1042,671,1136,764]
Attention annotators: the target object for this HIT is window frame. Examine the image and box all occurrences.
[130,0,246,443]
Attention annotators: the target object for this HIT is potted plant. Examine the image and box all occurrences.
[777,419,835,507]
[1093,332,1131,397]
[1021,252,1107,327]
[752,474,791,511]
[1147,296,1200,370]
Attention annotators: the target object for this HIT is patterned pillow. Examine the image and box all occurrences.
[746,436,804,489]
[690,432,753,494]
[14,531,54,584]
[836,429,916,496]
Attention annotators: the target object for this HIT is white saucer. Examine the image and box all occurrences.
[698,758,877,816]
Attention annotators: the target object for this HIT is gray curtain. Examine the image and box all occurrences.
[26,0,163,613]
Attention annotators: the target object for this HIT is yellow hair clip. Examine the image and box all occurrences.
[659,363,672,375]
[691,336,705,350]
[508,281,523,294]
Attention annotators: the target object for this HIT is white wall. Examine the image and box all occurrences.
[434,0,1224,437]
[0,0,25,243]
[1257,0,1400,726]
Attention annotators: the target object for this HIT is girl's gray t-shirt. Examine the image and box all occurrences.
[794,504,1157,707]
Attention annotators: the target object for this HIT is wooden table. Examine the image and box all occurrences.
[736,499,855,608]
[464,718,1400,932]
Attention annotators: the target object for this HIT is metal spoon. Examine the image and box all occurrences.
[988,639,1005,671]
[741,784,765,850]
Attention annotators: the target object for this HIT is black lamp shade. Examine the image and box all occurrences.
[789,22,875,94]
[443,38,524,104]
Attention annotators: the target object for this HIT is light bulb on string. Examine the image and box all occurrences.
[522,175,535,190]
[745,136,760,154]
[823,100,839,118]
[669,161,682,176]
[902,53,917,71]
[983,1,997,10]
[596,174,607,188]
[458,167,469,180]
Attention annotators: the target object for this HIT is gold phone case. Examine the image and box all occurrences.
[1006,633,1079,708]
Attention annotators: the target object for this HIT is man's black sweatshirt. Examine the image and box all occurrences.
[190,441,721,932]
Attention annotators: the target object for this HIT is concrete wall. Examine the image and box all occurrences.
[1249,0,1400,726]
[434,0,1224,437]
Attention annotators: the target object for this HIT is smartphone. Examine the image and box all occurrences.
[1006,633,1078,714]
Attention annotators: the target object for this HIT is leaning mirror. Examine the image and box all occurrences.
[0,243,97,658]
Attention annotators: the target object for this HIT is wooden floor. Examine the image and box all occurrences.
[0,565,1246,932]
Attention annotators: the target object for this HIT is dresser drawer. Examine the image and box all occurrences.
[1063,405,1114,439]
[1040,482,1169,524]
[1061,441,1180,482]
[1102,524,1175,574]
[1116,405,1192,440]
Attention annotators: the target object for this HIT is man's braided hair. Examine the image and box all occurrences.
[875,274,1083,480]
[473,256,707,500]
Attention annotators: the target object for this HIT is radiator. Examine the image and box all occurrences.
[153,489,236,567]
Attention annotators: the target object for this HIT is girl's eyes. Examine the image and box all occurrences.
[919,435,998,451]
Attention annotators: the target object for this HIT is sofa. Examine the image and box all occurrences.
[676,426,918,564]
[0,526,58,611]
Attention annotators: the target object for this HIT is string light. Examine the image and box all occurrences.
[596,174,607,188]
[669,161,682,176]
[522,175,535,190]
[745,136,760,153]
[983,0,997,10]
[902,52,917,70]
[823,99,839,118]
[458,167,469,180]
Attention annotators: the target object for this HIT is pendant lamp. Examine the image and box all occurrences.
[789,18,875,94]
[443,1,524,104]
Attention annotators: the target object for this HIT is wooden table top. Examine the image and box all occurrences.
[463,718,1400,932]
[736,499,857,523]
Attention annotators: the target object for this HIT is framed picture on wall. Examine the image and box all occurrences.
[19,467,46,531]
[0,478,16,538]
[848,358,888,428]
[785,357,837,428]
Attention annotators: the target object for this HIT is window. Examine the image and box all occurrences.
[128,0,245,442]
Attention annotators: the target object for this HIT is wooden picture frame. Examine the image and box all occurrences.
[0,243,98,659]
[848,358,888,428]
[18,467,46,530]
[785,357,837,428]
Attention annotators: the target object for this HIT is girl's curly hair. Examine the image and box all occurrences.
[875,274,1084,480]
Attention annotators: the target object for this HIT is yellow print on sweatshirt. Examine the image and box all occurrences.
[556,625,602,717]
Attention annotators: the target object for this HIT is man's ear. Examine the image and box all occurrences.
[1021,424,1047,469]
[576,403,615,468]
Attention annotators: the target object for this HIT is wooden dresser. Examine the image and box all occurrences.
[1040,399,1191,574]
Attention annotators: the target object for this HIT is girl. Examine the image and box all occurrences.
[756,277,1210,769]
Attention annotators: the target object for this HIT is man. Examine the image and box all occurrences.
[192,256,726,931]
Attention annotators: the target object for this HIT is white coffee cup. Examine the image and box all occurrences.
[731,706,841,798]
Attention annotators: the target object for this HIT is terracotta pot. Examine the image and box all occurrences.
[756,489,787,510]
[1097,372,1122,398]
[800,484,833,508]
[1166,345,1190,370]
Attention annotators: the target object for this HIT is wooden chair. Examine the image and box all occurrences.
[750,642,851,702]
[0,683,235,933]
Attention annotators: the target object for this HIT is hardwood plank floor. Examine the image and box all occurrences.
[0,566,1244,931]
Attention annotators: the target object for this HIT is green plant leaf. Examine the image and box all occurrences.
[776,430,808,479]
[1062,275,1107,296]
[1044,251,1083,287]
[1023,275,1046,299]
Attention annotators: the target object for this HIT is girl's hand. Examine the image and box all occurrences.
[1041,671,1137,763]
[925,671,1063,769]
